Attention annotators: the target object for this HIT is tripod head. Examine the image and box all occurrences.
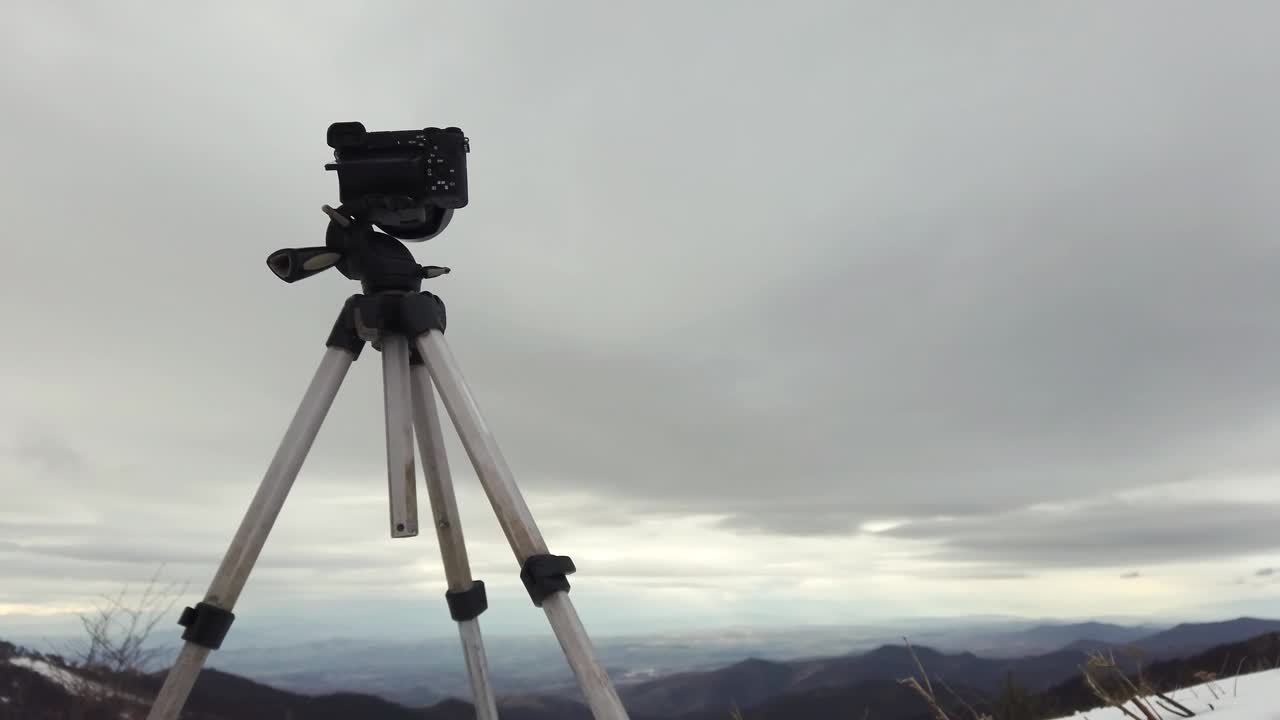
[267,205,451,295]
[265,122,468,294]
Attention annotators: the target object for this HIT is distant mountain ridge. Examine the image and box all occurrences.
[618,643,1087,717]
[1127,617,1280,657]
[0,646,610,720]
[615,616,1280,717]
[4,617,1278,719]
[966,621,1155,657]
[1047,617,1280,658]
[40,617,1171,704]
[710,631,1280,720]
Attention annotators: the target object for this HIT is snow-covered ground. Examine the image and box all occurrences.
[1054,668,1280,720]
[6,655,147,705]
[10,656,93,692]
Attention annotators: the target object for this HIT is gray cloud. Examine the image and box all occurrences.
[0,541,196,566]
[1121,572,1142,580]
[10,430,86,476]
[0,539,418,573]
[924,569,1032,582]
[879,500,1280,570]
[1258,568,1277,577]
[2,1,1280,630]
[276,1,1280,539]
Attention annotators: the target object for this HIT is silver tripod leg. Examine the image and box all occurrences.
[146,347,355,720]
[410,362,500,720]
[414,331,630,720]
[381,335,419,538]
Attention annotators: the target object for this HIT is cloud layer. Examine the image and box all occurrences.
[3,1,1280,636]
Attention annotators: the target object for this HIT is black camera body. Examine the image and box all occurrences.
[325,122,470,241]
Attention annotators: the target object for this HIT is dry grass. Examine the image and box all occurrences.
[1081,649,1202,719]
[899,636,992,720]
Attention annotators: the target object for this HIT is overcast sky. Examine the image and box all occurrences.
[3,1,1280,645]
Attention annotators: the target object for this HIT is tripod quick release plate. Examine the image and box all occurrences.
[326,122,469,241]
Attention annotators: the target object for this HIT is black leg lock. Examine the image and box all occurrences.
[177,602,236,650]
[520,554,576,607]
[445,580,488,621]
[351,294,406,344]
[400,292,447,337]
[326,294,367,358]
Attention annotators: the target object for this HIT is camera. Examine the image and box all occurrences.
[325,122,470,241]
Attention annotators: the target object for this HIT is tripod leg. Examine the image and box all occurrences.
[410,362,499,720]
[146,347,355,720]
[414,331,631,720]
[382,335,419,538]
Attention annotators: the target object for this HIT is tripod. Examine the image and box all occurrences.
[145,208,631,720]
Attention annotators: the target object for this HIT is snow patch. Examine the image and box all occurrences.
[5,656,142,704]
[1053,667,1280,720]
[9,657,85,691]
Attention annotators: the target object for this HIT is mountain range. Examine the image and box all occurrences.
[717,630,1280,720]
[610,617,1280,717]
[3,616,1279,719]
[117,616,1172,704]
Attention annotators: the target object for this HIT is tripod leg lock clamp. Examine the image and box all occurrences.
[177,602,236,650]
[445,580,489,621]
[326,294,367,357]
[400,292,447,337]
[520,554,576,607]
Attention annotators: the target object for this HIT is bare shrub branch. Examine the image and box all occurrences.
[62,566,187,712]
